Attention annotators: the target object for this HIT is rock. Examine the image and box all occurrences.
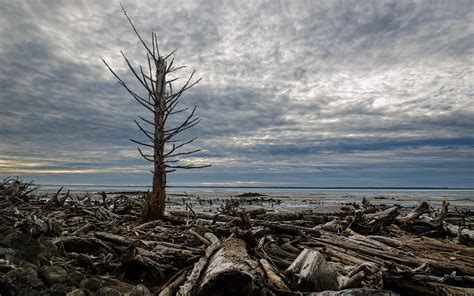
[100,278,134,293]
[0,232,57,266]
[39,265,69,286]
[0,258,15,272]
[0,246,16,262]
[0,267,45,296]
[127,284,152,296]
[42,284,76,296]
[66,289,87,296]
[80,277,102,292]
[99,287,122,296]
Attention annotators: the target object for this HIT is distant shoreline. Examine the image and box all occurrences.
[37,184,474,190]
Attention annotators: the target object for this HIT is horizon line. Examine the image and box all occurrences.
[37,184,474,190]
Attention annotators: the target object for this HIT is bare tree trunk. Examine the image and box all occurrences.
[103,5,209,222]
[144,59,167,221]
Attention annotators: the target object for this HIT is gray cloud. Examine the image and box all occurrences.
[0,0,472,187]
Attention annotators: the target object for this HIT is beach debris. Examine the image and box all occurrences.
[0,186,473,295]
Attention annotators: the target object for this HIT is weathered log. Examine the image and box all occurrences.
[396,202,429,224]
[313,235,474,276]
[260,221,321,236]
[71,222,93,236]
[285,249,338,292]
[431,201,449,226]
[169,210,235,223]
[95,231,134,246]
[53,236,113,255]
[444,223,474,246]
[259,258,289,291]
[177,233,220,296]
[315,219,347,233]
[122,246,174,280]
[158,269,189,296]
[188,229,211,245]
[264,242,299,261]
[366,235,403,248]
[339,262,382,290]
[364,206,400,224]
[195,237,264,296]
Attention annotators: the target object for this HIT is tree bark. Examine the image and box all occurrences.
[285,249,339,292]
[144,58,167,221]
[396,201,429,224]
[195,237,263,296]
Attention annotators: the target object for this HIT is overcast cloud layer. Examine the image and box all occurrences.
[0,0,473,187]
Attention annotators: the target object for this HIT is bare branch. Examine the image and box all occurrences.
[130,138,154,148]
[120,3,155,58]
[138,115,155,126]
[102,58,155,113]
[138,147,154,162]
[133,120,155,142]
[164,137,198,157]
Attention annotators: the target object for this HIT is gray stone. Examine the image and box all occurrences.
[0,232,57,266]
[99,278,134,293]
[66,289,87,296]
[39,265,69,285]
[0,267,44,296]
[126,284,152,296]
[80,277,102,292]
[50,284,76,293]
[99,287,121,296]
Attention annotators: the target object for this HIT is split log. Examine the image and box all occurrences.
[285,249,338,292]
[195,237,264,296]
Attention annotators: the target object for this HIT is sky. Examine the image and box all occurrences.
[0,0,473,187]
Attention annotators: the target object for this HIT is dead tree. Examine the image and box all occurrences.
[102,4,209,221]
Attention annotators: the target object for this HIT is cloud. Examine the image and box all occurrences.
[0,0,472,187]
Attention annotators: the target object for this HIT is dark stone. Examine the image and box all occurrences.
[0,232,56,266]
[127,284,152,296]
[98,287,121,296]
[66,289,86,296]
[99,278,134,294]
[0,266,45,296]
[40,284,77,296]
[39,265,69,286]
[79,278,102,292]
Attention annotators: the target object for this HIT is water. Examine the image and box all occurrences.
[38,185,474,211]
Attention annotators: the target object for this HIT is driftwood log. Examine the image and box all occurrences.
[195,237,263,296]
[286,249,339,292]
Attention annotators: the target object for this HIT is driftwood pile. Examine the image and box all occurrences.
[0,180,473,295]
